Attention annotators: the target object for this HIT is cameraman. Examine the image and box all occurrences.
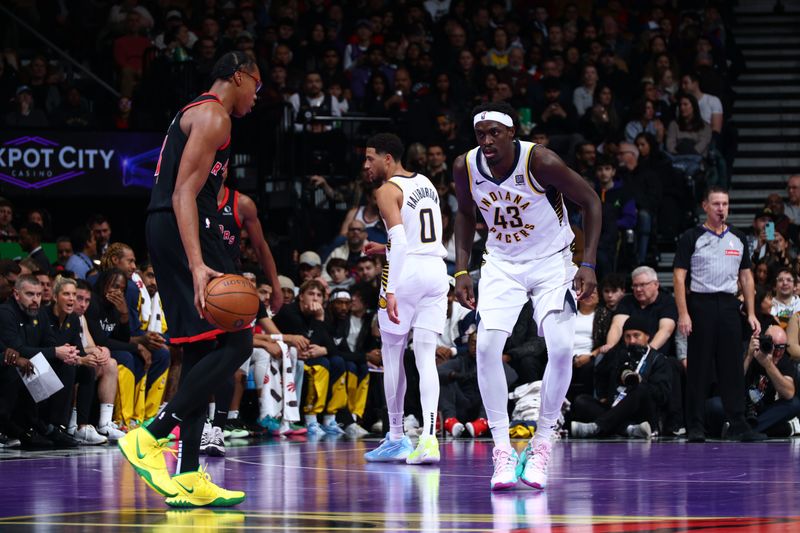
[708,325,800,437]
[570,316,671,439]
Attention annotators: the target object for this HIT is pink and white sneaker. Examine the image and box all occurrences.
[519,438,552,490]
[490,447,520,491]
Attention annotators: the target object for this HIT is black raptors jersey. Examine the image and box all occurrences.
[148,93,231,219]
[217,186,242,269]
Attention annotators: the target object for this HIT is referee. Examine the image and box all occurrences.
[673,187,764,442]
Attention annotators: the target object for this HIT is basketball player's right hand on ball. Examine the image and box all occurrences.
[455,275,475,310]
[386,293,400,324]
[193,263,223,317]
[363,241,386,256]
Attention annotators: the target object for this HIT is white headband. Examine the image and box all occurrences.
[473,111,514,128]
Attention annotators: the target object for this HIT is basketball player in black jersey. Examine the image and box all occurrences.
[118,51,260,507]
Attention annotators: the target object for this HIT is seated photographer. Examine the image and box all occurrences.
[707,326,800,438]
[570,316,672,440]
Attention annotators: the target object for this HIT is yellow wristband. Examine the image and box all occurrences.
[454,270,469,278]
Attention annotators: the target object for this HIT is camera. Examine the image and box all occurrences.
[758,334,773,354]
[620,345,647,387]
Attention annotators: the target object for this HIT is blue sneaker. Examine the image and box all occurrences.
[364,433,414,462]
[306,421,325,438]
[257,416,280,434]
[321,419,345,436]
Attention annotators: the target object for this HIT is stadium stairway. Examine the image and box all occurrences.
[656,0,800,289]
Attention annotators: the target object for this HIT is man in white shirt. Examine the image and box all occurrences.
[681,72,723,134]
[771,268,800,329]
[288,71,343,133]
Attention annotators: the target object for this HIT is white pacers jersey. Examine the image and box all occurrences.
[466,140,574,262]
[384,173,447,258]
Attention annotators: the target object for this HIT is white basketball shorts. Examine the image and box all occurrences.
[477,247,577,335]
[378,255,448,336]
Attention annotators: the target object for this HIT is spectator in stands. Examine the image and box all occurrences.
[72,278,124,440]
[766,231,794,277]
[298,251,322,282]
[765,193,793,244]
[112,11,151,97]
[278,275,296,305]
[770,268,800,329]
[571,316,671,440]
[680,72,723,134]
[0,260,20,304]
[362,71,391,116]
[65,226,97,279]
[84,269,156,428]
[23,55,61,114]
[52,86,95,129]
[339,183,383,240]
[273,279,345,437]
[709,326,800,437]
[18,223,53,276]
[355,256,379,288]
[535,76,579,138]
[89,215,112,258]
[573,141,597,181]
[0,198,17,242]
[344,19,374,71]
[599,266,678,358]
[572,63,599,117]
[593,154,636,280]
[0,275,81,447]
[601,15,632,63]
[325,289,372,438]
[326,258,355,292]
[49,277,107,445]
[580,83,620,145]
[107,0,154,33]
[568,287,604,400]
[323,219,366,277]
[783,175,800,224]
[617,142,662,265]
[290,71,344,133]
[624,99,665,144]
[37,272,53,308]
[4,86,48,128]
[55,236,73,270]
[350,46,395,103]
[666,93,711,176]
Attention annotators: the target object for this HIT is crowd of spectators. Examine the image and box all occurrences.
[2,1,799,450]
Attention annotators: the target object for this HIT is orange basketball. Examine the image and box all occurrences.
[203,274,259,332]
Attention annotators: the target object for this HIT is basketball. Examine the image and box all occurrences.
[203,274,259,331]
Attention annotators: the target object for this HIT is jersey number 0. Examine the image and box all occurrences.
[420,208,437,243]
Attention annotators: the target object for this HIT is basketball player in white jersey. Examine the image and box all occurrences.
[361,133,449,465]
[454,102,601,490]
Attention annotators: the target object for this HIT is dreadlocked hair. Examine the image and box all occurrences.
[100,243,132,272]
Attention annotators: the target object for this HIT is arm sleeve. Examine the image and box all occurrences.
[696,125,712,156]
[386,225,408,293]
[666,122,677,153]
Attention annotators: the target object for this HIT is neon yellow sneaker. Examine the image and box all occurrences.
[166,466,246,507]
[118,426,178,497]
[405,435,440,465]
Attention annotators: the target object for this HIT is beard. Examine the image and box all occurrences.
[23,305,39,317]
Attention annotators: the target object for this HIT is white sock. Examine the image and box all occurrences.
[476,322,513,451]
[68,408,77,429]
[536,299,576,442]
[412,327,440,438]
[322,414,335,425]
[208,402,215,421]
[305,414,318,426]
[381,330,409,441]
[98,404,114,428]
[228,410,239,420]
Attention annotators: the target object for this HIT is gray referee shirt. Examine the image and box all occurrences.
[673,225,751,294]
